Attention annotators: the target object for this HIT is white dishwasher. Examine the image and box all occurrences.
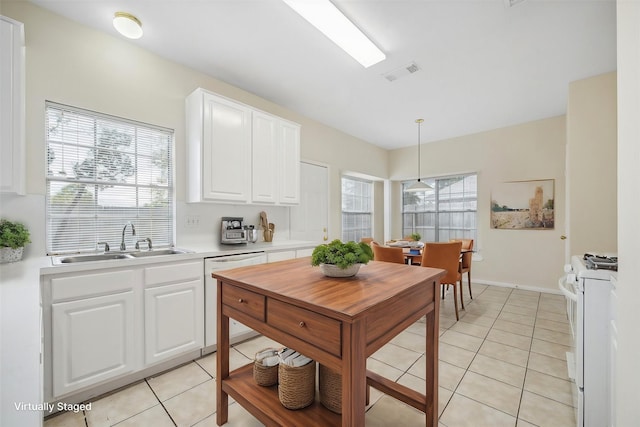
[204,252,267,354]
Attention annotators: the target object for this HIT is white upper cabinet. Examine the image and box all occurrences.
[0,16,25,195]
[278,120,301,205]
[187,90,252,203]
[252,111,279,204]
[186,88,300,205]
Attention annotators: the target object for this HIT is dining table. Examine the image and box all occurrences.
[401,247,474,266]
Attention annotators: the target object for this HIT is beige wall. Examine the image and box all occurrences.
[389,117,567,290]
[615,1,640,423]
[1,1,387,250]
[566,72,617,256]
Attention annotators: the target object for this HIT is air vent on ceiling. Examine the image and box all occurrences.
[504,0,526,7]
[382,62,421,82]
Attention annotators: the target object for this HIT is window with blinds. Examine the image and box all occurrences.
[341,176,373,242]
[45,102,174,255]
[402,173,477,243]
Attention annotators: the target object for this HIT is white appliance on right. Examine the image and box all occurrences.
[559,254,617,427]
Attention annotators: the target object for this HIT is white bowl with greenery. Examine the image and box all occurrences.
[0,219,31,263]
[311,239,374,278]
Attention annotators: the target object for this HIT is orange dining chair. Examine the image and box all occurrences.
[372,244,405,264]
[421,241,463,320]
[360,237,374,245]
[451,238,474,308]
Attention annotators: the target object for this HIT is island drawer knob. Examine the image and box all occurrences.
[238,298,244,303]
[299,321,305,328]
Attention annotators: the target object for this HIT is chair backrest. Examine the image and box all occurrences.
[372,244,405,264]
[450,239,473,269]
[421,241,462,285]
[360,237,374,244]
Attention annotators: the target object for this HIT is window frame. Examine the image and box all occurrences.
[45,101,175,255]
[402,173,477,243]
[341,175,374,242]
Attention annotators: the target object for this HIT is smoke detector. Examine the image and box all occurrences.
[382,62,421,82]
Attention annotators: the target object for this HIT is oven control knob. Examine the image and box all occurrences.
[563,264,573,273]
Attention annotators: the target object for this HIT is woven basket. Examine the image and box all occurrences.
[319,364,342,414]
[278,361,316,409]
[253,348,279,387]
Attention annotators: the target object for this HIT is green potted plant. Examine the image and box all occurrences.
[0,218,31,263]
[410,232,421,242]
[311,239,374,277]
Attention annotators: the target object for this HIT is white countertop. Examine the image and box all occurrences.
[0,239,315,426]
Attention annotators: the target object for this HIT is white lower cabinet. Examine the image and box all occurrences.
[45,259,204,400]
[144,271,203,364]
[52,290,136,397]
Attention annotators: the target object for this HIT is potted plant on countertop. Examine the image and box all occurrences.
[311,239,374,277]
[0,218,31,263]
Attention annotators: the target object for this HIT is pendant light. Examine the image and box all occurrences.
[405,119,433,192]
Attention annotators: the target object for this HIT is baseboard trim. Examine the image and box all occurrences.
[471,278,562,295]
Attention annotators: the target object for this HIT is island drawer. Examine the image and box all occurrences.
[267,299,341,357]
[222,283,266,322]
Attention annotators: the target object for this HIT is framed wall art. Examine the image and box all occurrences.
[491,179,555,229]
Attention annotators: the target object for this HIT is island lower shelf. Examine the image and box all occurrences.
[221,363,341,426]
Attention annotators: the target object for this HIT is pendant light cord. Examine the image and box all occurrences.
[416,118,423,182]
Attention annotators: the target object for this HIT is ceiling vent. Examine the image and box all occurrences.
[504,0,526,7]
[382,62,421,82]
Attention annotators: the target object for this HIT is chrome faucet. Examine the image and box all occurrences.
[120,222,136,251]
[135,237,153,251]
[97,241,110,252]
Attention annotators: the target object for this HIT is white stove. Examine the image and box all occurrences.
[560,255,617,427]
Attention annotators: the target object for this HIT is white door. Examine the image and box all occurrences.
[52,291,136,397]
[202,93,252,202]
[145,280,204,365]
[290,162,328,243]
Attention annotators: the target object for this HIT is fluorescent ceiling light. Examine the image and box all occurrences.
[282,0,385,68]
[113,12,143,39]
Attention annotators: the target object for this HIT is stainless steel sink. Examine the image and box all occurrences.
[52,248,192,265]
[57,253,134,263]
[127,248,190,257]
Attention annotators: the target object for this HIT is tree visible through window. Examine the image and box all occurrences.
[402,174,477,243]
[45,102,174,254]
[341,176,373,242]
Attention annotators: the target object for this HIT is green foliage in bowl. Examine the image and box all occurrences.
[410,232,421,241]
[311,239,374,269]
[0,218,31,249]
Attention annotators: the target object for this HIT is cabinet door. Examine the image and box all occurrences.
[145,280,204,365]
[252,111,279,203]
[0,16,25,195]
[202,93,251,202]
[278,121,300,204]
[52,291,136,397]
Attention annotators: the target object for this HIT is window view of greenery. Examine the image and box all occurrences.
[402,174,477,243]
[45,103,174,254]
[341,176,373,243]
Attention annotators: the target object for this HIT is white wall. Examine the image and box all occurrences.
[389,117,567,291]
[615,1,640,424]
[0,1,388,255]
[566,72,617,256]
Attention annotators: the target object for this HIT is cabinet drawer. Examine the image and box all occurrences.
[267,299,341,357]
[222,284,265,322]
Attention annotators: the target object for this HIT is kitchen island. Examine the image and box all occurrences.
[214,258,445,427]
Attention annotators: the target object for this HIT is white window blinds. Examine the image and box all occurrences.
[341,176,373,242]
[45,102,174,255]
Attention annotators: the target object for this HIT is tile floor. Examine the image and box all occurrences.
[44,283,575,427]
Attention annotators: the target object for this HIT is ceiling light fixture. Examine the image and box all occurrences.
[113,12,143,39]
[405,119,433,192]
[281,0,385,68]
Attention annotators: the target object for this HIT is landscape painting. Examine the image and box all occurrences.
[491,179,555,229]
